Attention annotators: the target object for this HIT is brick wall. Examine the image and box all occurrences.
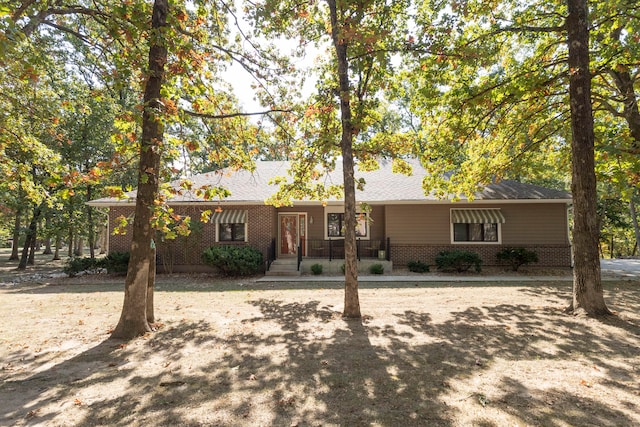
[107,204,277,272]
[391,244,572,268]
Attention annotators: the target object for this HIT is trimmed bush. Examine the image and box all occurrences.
[407,260,430,273]
[310,263,323,275]
[103,251,130,274]
[369,263,384,274]
[63,257,102,277]
[202,245,263,276]
[497,247,539,271]
[435,250,482,273]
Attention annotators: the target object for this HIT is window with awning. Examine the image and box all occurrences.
[450,209,505,224]
[209,209,248,224]
[210,210,248,242]
[451,209,504,243]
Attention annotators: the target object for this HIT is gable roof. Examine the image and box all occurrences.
[88,159,572,207]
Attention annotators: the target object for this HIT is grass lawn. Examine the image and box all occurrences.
[0,251,639,426]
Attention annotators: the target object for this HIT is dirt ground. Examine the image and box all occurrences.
[1,251,639,426]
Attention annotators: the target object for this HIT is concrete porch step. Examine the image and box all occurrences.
[266,259,301,276]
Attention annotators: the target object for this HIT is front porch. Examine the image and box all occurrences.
[266,238,392,275]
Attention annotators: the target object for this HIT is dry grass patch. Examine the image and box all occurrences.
[0,273,639,426]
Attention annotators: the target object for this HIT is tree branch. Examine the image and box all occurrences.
[182,108,294,119]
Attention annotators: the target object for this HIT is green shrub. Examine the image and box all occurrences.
[202,245,263,276]
[63,257,102,277]
[103,251,130,274]
[496,247,539,271]
[369,263,384,274]
[435,250,482,273]
[310,263,323,275]
[407,260,430,273]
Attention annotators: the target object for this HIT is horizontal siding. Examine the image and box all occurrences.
[386,203,569,246]
[501,204,568,245]
[385,205,451,244]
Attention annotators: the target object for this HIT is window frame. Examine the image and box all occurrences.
[324,205,369,240]
[216,222,247,243]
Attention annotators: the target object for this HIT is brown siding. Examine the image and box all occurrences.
[385,202,571,267]
[385,204,450,244]
[501,204,569,245]
[385,203,569,246]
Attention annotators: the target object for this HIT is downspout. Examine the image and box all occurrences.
[567,203,574,267]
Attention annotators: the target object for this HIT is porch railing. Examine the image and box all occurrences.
[266,238,276,271]
[306,238,388,261]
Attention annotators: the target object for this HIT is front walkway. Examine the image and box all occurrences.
[258,258,640,282]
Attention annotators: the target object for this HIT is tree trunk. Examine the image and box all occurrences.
[9,208,21,261]
[67,225,74,258]
[147,244,156,324]
[111,0,168,340]
[18,206,41,270]
[87,184,96,259]
[608,69,640,154]
[630,194,640,252]
[42,213,52,255]
[328,0,361,318]
[74,237,84,257]
[566,0,610,315]
[53,233,61,261]
[28,225,36,265]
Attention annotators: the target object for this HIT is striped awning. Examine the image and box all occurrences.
[210,209,247,224]
[451,209,505,224]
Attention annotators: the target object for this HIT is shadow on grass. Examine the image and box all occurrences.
[1,285,638,426]
[4,276,582,295]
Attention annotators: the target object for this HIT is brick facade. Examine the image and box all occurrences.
[391,244,572,268]
[108,204,276,273]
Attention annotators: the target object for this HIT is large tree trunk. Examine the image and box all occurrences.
[328,0,361,318]
[566,0,610,315]
[18,206,41,270]
[111,0,168,340]
[9,208,21,261]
